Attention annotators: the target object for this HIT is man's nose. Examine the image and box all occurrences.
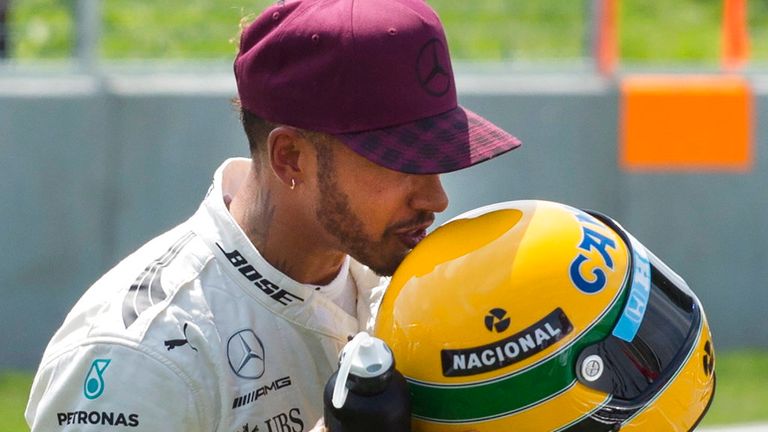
[410,174,449,214]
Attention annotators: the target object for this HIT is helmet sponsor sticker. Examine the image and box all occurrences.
[441,308,573,377]
[703,340,714,377]
[484,308,511,333]
[611,234,651,342]
[569,212,617,294]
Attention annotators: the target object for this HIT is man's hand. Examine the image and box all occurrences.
[309,417,327,432]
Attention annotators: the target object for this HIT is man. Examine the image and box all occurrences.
[25,0,521,430]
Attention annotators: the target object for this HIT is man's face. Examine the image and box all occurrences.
[313,138,448,276]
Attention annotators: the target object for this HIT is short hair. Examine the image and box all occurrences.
[234,98,276,158]
[233,98,338,173]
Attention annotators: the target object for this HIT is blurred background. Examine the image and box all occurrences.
[1,0,767,430]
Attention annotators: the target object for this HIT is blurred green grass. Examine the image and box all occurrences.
[0,371,32,432]
[5,0,768,63]
[3,350,768,431]
[702,350,768,425]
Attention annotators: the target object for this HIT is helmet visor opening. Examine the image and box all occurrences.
[576,264,701,401]
[576,212,702,404]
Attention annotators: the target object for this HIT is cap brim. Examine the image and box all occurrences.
[334,106,522,175]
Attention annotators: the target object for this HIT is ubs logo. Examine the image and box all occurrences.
[227,329,265,379]
[416,38,451,97]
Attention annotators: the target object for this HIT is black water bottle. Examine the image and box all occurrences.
[323,332,411,432]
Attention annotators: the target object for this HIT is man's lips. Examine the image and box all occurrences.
[397,228,428,249]
[394,217,434,249]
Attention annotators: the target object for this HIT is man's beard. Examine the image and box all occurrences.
[314,145,426,276]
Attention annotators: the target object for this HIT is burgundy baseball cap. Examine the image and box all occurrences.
[234,0,521,174]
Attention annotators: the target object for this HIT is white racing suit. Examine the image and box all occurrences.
[25,158,388,431]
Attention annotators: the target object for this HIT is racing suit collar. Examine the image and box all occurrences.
[192,158,389,340]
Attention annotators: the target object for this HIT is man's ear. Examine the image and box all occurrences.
[267,126,306,189]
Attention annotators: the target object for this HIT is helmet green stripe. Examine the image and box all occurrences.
[407,281,628,422]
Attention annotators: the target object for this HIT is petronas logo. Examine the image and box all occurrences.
[83,359,111,400]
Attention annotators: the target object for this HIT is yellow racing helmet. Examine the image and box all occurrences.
[374,200,715,432]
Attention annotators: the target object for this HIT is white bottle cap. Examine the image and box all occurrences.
[331,332,394,409]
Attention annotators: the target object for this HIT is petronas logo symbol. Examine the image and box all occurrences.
[83,359,111,400]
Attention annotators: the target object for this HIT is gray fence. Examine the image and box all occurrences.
[1,68,765,369]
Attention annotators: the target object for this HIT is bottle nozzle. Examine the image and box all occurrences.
[331,332,393,409]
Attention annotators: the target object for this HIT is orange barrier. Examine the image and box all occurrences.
[620,75,752,172]
[595,0,750,74]
[721,0,750,71]
[595,0,619,76]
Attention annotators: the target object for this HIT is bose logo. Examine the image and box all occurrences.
[216,244,304,306]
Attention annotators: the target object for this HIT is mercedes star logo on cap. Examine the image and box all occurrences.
[227,329,265,379]
[416,38,451,97]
